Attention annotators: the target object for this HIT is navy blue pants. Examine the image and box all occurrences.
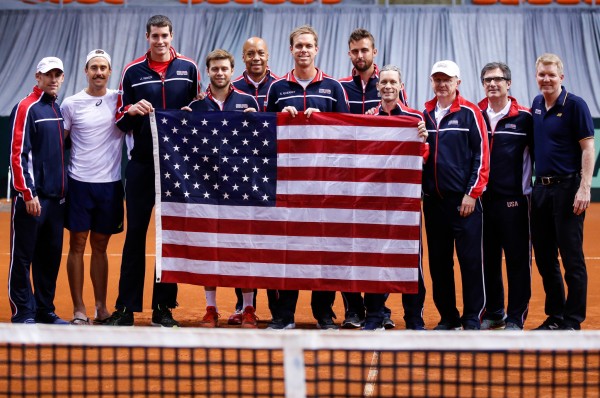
[115,160,177,312]
[273,289,336,322]
[340,291,392,320]
[531,177,587,328]
[423,194,485,329]
[8,196,65,322]
[482,193,531,328]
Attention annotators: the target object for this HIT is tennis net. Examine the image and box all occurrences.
[0,324,599,397]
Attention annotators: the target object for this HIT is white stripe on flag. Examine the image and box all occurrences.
[161,230,420,254]
[279,125,422,142]
[276,180,422,198]
[161,202,422,226]
[277,153,423,170]
[161,258,418,281]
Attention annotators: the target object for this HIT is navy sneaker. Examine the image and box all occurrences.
[341,313,364,329]
[363,321,385,331]
[433,322,462,330]
[534,317,562,330]
[267,318,295,330]
[104,308,134,326]
[382,315,396,329]
[36,312,69,325]
[317,317,339,330]
[480,318,506,330]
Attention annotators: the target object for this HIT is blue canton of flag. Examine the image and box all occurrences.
[156,110,278,207]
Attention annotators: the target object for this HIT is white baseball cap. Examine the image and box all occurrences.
[430,60,460,79]
[36,57,64,73]
[85,49,111,67]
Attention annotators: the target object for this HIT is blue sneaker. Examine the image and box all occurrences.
[363,321,385,331]
[36,312,69,325]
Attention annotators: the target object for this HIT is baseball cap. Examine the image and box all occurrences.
[430,60,460,79]
[36,57,64,73]
[85,49,111,67]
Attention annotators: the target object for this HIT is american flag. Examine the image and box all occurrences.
[151,110,423,293]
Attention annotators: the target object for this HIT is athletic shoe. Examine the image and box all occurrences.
[406,323,426,331]
[104,308,134,326]
[382,315,396,329]
[341,314,364,329]
[558,322,580,331]
[266,318,295,330]
[228,309,243,325]
[199,306,219,328]
[241,306,258,329]
[151,305,180,328]
[363,321,385,331]
[533,317,562,330]
[463,325,480,330]
[24,318,36,324]
[504,322,522,330]
[433,322,462,331]
[36,312,69,325]
[317,317,339,330]
[480,318,506,330]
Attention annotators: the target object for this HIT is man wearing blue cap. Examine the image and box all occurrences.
[8,56,69,324]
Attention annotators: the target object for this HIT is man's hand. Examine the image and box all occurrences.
[417,121,428,142]
[304,108,320,118]
[243,107,257,113]
[282,106,299,117]
[573,183,591,215]
[127,99,154,116]
[365,107,377,115]
[459,194,476,217]
[25,196,41,217]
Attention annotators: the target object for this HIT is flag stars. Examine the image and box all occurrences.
[164,172,170,179]
[242,193,249,200]
[222,137,229,145]
[193,164,201,171]
[232,165,239,173]
[252,166,259,173]
[221,156,229,163]
[161,117,168,124]
[242,157,249,164]
[223,192,230,199]
[242,175,249,182]
[262,157,269,164]
[252,130,259,137]
[262,139,269,146]
[212,128,219,135]
[174,163,180,170]
[242,120,249,127]
[201,137,209,145]
[191,128,198,135]
[262,194,269,201]
[173,145,180,152]
[221,119,229,126]
[183,155,190,162]
[252,184,259,191]
[202,156,209,162]
[193,146,200,153]
[232,147,239,155]
[193,182,200,189]
[252,148,259,155]
[262,121,270,128]
[201,119,208,126]
[174,181,181,188]
[203,173,210,180]
[181,118,188,126]
[172,127,178,134]
[222,174,230,182]
[262,175,269,183]
[232,184,239,191]
[213,165,219,172]
[182,137,189,144]
[213,183,220,190]
[203,192,210,198]
[163,154,170,161]
[165,190,172,196]
[184,191,190,198]
[242,139,249,146]
[212,147,219,154]
[183,173,190,180]
[232,129,239,136]
[162,136,169,142]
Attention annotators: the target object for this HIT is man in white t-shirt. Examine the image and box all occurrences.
[60,49,125,325]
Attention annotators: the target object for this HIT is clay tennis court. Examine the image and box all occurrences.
[1,201,600,329]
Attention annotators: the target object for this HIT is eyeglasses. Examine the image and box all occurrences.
[483,76,508,84]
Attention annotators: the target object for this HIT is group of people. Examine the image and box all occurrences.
[8,14,594,332]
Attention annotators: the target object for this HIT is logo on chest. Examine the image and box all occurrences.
[236,104,249,109]
[506,201,519,208]
[318,88,332,95]
[448,120,459,126]
[176,71,188,76]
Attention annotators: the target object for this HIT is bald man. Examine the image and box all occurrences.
[228,37,279,326]
[232,37,279,110]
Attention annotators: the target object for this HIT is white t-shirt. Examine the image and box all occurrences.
[486,99,511,131]
[61,89,124,183]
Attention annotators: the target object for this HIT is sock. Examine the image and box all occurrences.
[242,292,254,310]
[205,289,217,311]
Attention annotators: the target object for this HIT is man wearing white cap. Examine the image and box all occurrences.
[60,49,125,325]
[422,60,490,330]
[8,56,68,324]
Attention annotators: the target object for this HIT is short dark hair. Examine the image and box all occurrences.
[146,15,173,35]
[206,49,235,69]
[348,28,375,48]
[480,62,511,83]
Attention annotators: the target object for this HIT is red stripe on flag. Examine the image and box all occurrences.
[159,271,418,294]
[163,244,419,267]
[275,195,422,211]
[278,166,422,184]
[162,216,421,240]
[276,112,419,129]
[278,139,422,156]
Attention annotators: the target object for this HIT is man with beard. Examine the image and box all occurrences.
[60,49,125,326]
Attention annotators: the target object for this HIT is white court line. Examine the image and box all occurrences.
[363,350,380,397]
